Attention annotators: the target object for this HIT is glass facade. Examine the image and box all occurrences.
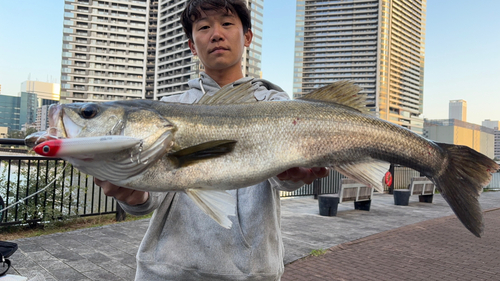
[0,96,21,130]
[0,93,38,131]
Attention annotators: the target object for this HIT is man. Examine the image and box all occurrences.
[96,0,328,280]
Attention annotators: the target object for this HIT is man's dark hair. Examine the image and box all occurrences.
[181,0,252,41]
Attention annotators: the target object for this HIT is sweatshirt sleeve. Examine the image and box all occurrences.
[117,192,167,216]
[268,177,305,192]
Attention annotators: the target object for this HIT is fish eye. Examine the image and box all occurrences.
[43,145,50,153]
[80,103,99,119]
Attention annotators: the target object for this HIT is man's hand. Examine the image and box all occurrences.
[94,178,149,206]
[276,167,329,184]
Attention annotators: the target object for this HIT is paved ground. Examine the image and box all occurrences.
[282,207,500,281]
[3,192,500,280]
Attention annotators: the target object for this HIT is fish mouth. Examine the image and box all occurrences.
[48,104,84,139]
[25,104,82,147]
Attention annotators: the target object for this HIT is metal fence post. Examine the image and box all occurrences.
[115,201,126,222]
[313,178,322,199]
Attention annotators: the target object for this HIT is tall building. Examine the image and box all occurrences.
[20,81,61,131]
[36,105,51,131]
[0,93,37,131]
[424,119,495,159]
[61,0,263,102]
[293,0,426,134]
[21,80,61,105]
[449,99,467,122]
[61,0,151,102]
[482,119,500,160]
[0,96,20,130]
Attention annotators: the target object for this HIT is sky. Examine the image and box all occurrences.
[1,1,499,125]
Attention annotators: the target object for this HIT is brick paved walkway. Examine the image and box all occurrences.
[282,208,500,281]
[4,193,500,280]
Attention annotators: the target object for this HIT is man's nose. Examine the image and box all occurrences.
[210,25,224,42]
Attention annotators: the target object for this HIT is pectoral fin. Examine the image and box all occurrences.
[170,140,237,167]
[185,189,236,229]
[334,159,390,193]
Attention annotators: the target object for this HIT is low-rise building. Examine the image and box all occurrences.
[424,119,495,159]
[482,120,500,160]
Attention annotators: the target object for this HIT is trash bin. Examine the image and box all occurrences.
[318,194,340,216]
[393,189,411,206]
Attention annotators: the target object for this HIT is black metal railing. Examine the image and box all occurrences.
[0,155,117,227]
[280,169,346,198]
[280,165,426,198]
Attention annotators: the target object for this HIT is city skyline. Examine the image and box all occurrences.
[1,0,499,125]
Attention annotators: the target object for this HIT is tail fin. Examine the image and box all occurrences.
[433,143,499,237]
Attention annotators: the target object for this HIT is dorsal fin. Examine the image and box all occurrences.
[298,81,367,112]
[197,80,258,105]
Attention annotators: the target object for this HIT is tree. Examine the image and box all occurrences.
[25,127,38,137]
[7,130,25,139]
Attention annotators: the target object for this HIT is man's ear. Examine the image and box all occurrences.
[188,39,197,55]
[244,29,253,47]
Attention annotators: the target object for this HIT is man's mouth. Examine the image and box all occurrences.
[210,47,229,53]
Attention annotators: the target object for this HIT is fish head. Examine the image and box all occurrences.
[26,100,175,157]
[52,101,174,150]
[50,102,126,139]
[26,100,176,183]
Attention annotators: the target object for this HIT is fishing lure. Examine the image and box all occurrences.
[34,136,142,157]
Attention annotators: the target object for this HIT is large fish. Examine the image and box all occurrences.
[26,81,498,236]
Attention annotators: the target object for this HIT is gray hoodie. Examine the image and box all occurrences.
[120,73,304,281]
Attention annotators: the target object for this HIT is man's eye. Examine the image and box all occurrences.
[199,26,209,30]
[223,22,233,26]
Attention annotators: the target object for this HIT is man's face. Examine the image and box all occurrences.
[189,9,253,74]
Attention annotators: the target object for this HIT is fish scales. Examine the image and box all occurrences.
[148,100,443,187]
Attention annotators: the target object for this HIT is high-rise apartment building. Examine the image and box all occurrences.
[61,0,151,102]
[61,0,263,102]
[293,0,426,134]
[449,99,467,122]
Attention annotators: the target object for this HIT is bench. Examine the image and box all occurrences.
[393,177,436,206]
[318,178,374,216]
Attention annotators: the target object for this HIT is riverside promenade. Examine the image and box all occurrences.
[3,192,500,281]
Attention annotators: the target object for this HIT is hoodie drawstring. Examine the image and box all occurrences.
[199,78,206,95]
